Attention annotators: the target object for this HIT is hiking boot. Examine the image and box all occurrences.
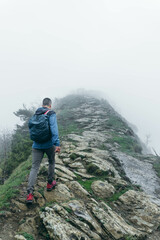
[26,193,34,203]
[47,180,56,191]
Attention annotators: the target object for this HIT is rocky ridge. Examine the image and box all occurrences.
[0,94,160,240]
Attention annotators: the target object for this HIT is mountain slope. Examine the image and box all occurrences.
[0,94,160,240]
[55,94,143,154]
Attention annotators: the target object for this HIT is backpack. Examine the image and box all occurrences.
[28,110,52,143]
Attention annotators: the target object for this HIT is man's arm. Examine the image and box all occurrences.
[49,114,60,152]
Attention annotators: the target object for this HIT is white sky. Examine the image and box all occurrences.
[0,0,160,153]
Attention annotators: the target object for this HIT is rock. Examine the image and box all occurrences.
[37,181,46,188]
[77,168,87,173]
[91,180,116,198]
[67,134,86,143]
[107,177,128,187]
[14,235,26,240]
[62,158,71,164]
[67,200,102,235]
[66,181,90,198]
[34,191,46,207]
[86,155,120,178]
[73,151,92,159]
[58,152,69,159]
[44,183,74,203]
[43,201,101,240]
[68,162,84,169]
[18,217,37,238]
[74,171,94,178]
[113,151,160,205]
[40,206,90,240]
[117,190,160,233]
[92,148,110,160]
[70,218,101,240]
[52,203,69,217]
[55,164,76,178]
[0,210,12,217]
[83,131,109,143]
[11,200,28,211]
[61,142,76,152]
[55,155,64,164]
[91,202,143,239]
[57,177,70,182]
[55,169,74,180]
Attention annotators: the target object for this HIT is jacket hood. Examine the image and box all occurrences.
[35,107,50,115]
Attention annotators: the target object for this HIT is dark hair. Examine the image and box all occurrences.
[42,98,52,106]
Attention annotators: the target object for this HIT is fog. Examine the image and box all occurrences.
[0,0,160,153]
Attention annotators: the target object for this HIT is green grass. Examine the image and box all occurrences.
[77,177,134,206]
[124,236,138,240]
[107,115,127,129]
[18,232,35,240]
[64,206,73,214]
[76,174,110,194]
[0,155,32,209]
[106,186,133,203]
[77,178,94,193]
[110,134,142,154]
[76,173,134,205]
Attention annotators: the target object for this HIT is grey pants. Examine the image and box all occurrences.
[27,146,55,194]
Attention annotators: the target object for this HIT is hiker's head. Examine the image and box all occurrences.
[42,98,52,109]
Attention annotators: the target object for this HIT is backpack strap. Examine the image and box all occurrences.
[44,110,50,115]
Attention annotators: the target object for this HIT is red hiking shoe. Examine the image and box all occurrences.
[26,193,34,203]
[47,180,56,191]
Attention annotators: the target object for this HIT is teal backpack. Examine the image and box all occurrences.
[28,110,52,143]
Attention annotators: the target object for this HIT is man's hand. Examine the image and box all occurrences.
[55,146,61,153]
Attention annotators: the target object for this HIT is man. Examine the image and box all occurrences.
[26,97,60,203]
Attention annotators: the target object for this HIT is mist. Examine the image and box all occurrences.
[0,0,160,153]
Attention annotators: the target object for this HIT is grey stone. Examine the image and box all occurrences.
[117,190,160,233]
[55,164,76,178]
[40,206,90,240]
[44,183,74,203]
[66,181,90,198]
[91,202,143,239]
[91,180,116,198]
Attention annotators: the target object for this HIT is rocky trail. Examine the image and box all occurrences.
[1,95,160,240]
[0,136,160,240]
